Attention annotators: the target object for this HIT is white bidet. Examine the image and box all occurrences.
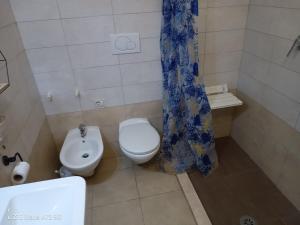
[60,126,103,177]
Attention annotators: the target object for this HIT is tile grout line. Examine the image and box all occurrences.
[54,0,84,114]
[240,57,300,106]
[243,49,300,77]
[132,166,147,225]
[24,36,160,51]
[250,3,300,10]
[110,0,126,106]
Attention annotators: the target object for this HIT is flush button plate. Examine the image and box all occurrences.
[111,33,141,55]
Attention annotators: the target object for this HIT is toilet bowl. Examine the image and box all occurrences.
[60,126,103,177]
[119,118,160,164]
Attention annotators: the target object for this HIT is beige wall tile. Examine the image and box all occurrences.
[261,87,300,128]
[277,143,300,210]
[208,0,250,7]
[148,116,163,134]
[235,4,300,211]
[28,120,59,182]
[123,101,163,119]
[212,108,233,138]
[206,6,248,32]
[0,0,15,28]
[102,141,124,159]
[247,5,280,34]
[250,0,282,7]
[204,51,242,74]
[204,71,239,89]
[198,9,207,33]
[47,111,84,148]
[205,30,245,54]
[240,52,269,84]
[100,124,119,143]
[0,3,53,185]
[231,91,300,210]
[244,30,273,60]
[20,101,45,156]
[82,106,126,127]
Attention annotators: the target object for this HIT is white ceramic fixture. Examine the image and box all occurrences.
[0,176,86,225]
[60,126,103,177]
[119,118,160,164]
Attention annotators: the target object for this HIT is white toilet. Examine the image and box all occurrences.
[60,126,103,177]
[119,118,160,164]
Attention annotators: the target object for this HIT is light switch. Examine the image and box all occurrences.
[111,33,141,55]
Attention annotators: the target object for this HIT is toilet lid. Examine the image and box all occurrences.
[119,123,160,155]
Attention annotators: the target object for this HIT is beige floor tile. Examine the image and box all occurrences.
[99,156,133,172]
[92,200,144,225]
[86,185,94,209]
[85,208,92,225]
[135,166,180,197]
[141,191,197,225]
[92,169,139,207]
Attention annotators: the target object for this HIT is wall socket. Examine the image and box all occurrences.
[95,99,105,108]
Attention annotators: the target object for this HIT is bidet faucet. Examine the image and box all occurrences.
[79,124,87,138]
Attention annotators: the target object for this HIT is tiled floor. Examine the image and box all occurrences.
[84,142,197,225]
[188,137,300,225]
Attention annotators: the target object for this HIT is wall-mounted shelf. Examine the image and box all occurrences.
[0,50,10,94]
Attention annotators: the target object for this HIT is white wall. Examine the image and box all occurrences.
[10,0,162,115]
[10,0,249,115]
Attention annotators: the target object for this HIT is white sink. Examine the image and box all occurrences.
[0,177,86,225]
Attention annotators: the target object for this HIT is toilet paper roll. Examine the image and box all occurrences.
[11,161,30,185]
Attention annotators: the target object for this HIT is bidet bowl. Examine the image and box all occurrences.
[60,126,103,177]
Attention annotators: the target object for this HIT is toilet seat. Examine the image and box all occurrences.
[119,123,160,155]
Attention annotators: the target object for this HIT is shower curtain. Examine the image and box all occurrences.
[160,0,218,175]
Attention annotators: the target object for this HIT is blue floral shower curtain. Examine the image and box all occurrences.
[160,0,218,175]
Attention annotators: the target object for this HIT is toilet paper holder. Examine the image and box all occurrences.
[2,152,23,166]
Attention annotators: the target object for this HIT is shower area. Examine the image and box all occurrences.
[188,1,300,225]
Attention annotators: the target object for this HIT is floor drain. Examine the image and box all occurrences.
[240,215,256,225]
[82,153,89,158]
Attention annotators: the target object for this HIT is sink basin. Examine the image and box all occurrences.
[0,177,86,225]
